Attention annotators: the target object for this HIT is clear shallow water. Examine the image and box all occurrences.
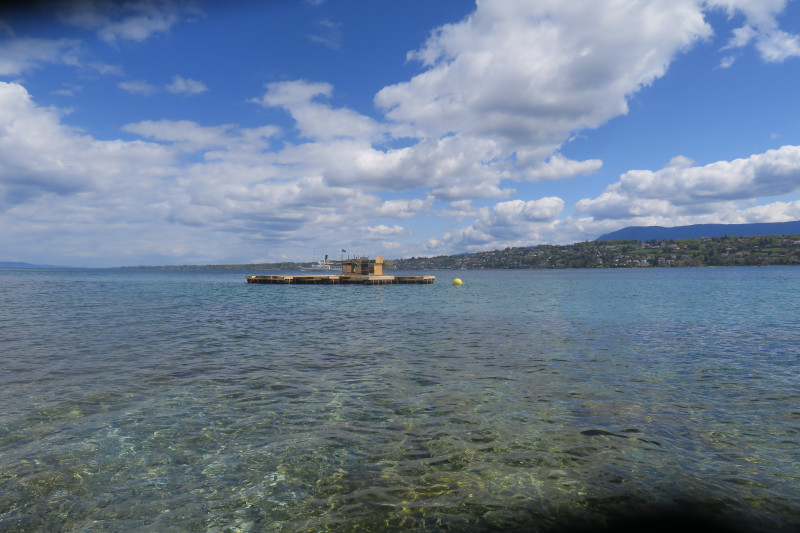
[0,267,798,532]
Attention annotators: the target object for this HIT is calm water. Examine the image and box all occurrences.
[0,267,798,532]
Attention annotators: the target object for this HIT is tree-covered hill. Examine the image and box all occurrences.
[389,234,800,270]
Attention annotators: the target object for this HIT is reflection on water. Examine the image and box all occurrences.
[0,267,798,531]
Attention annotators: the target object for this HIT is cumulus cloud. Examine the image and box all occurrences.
[166,75,208,95]
[576,145,800,220]
[0,82,174,209]
[710,0,787,27]
[712,0,800,62]
[266,0,719,209]
[362,0,715,206]
[374,197,433,219]
[522,153,603,181]
[435,139,800,249]
[0,37,82,75]
[755,29,800,62]
[437,196,566,251]
[365,224,410,238]
[725,24,759,48]
[250,82,511,198]
[440,200,480,221]
[737,200,800,222]
[252,80,381,142]
[0,82,396,262]
[376,0,710,149]
[491,197,565,224]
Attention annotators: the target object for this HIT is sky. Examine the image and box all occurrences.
[1,0,800,267]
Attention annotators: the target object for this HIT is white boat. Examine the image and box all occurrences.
[301,254,340,271]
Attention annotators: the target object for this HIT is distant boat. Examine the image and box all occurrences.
[300,254,340,271]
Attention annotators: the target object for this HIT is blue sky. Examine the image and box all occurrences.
[1,0,800,267]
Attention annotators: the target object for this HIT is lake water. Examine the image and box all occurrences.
[1,267,798,532]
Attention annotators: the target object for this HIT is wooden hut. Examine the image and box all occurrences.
[340,256,383,277]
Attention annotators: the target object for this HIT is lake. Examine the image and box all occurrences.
[1,266,798,531]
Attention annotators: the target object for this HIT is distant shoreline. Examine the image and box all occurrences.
[0,261,79,269]
[9,232,800,271]
[119,233,800,270]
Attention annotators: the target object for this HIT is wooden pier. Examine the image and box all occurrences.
[246,255,435,285]
[246,274,435,285]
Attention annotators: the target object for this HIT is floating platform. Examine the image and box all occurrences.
[247,255,434,285]
[246,274,435,285]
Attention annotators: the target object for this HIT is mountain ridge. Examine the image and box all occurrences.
[597,221,800,241]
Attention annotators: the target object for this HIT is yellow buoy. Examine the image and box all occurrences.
[452,278,462,286]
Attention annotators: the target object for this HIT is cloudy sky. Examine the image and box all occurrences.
[1,0,799,267]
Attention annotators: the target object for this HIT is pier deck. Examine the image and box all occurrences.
[246,274,435,285]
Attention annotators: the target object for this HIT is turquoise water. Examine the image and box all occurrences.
[0,267,798,531]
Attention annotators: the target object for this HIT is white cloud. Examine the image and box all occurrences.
[365,224,410,238]
[0,82,174,210]
[375,197,433,219]
[0,83,404,262]
[118,79,159,95]
[709,0,787,28]
[492,197,565,223]
[253,80,381,142]
[736,200,800,222]
[120,77,209,97]
[249,81,520,200]
[167,75,208,95]
[435,196,566,251]
[522,153,603,181]
[242,1,798,219]
[254,79,332,107]
[256,131,510,200]
[576,145,800,220]
[377,0,710,149]
[724,24,758,48]
[440,200,480,221]
[712,0,800,62]
[122,119,279,152]
[755,29,800,62]
[364,0,713,204]
[433,181,513,201]
[0,37,82,75]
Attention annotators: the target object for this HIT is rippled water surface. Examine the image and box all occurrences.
[1,267,799,531]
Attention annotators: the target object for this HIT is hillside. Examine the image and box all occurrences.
[390,234,800,270]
